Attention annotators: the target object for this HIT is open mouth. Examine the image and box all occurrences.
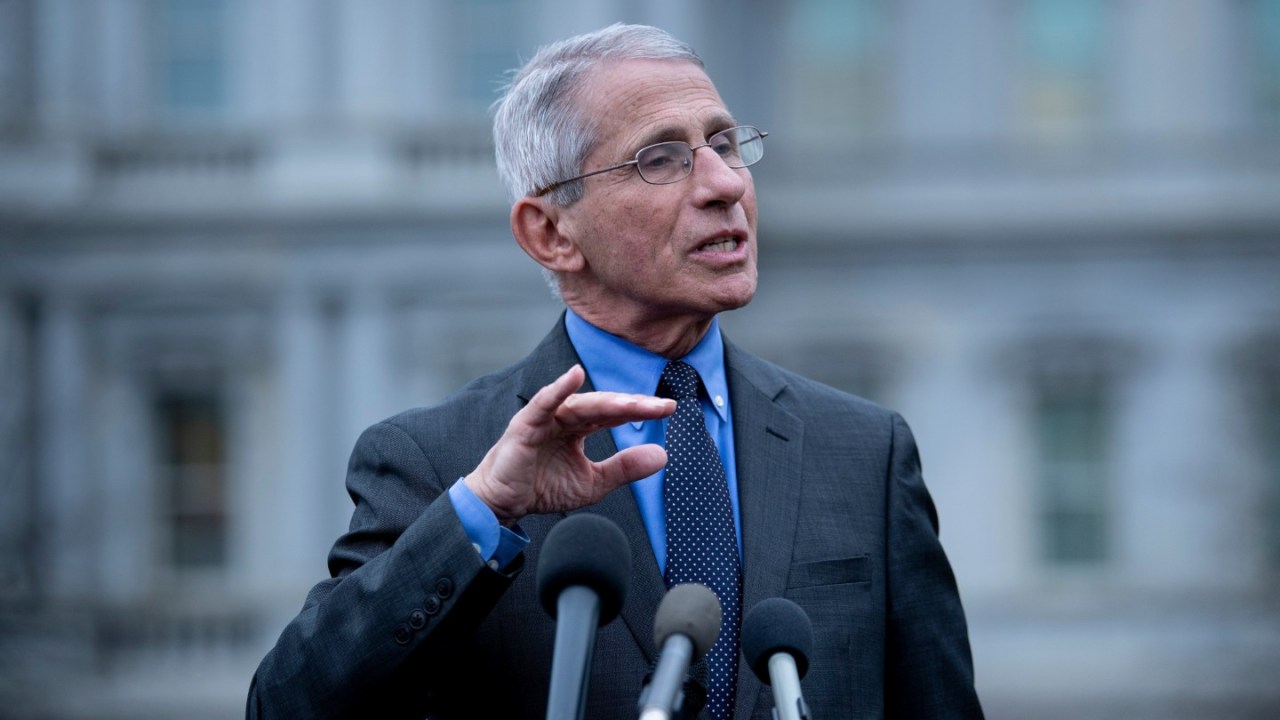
[698,236,741,253]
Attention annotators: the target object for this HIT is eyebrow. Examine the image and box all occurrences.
[629,114,739,154]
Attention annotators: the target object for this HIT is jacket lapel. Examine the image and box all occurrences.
[725,341,805,720]
[581,432,666,665]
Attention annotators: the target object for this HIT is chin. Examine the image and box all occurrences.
[710,285,757,314]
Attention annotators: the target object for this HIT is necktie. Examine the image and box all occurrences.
[659,360,741,720]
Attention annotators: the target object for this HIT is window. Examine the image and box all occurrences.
[1035,386,1111,566]
[155,391,227,569]
[1266,385,1280,566]
[0,0,33,133]
[1233,333,1280,570]
[1017,0,1107,140]
[780,0,892,141]
[451,0,521,114]
[1254,0,1280,132]
[152,0,229,116]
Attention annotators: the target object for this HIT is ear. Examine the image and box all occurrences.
[510,198,586,274]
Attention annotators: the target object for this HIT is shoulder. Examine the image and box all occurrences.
[726,341,903,438]
[374,317,580,445]
[379,358,530,440]
[728,342,892,414]
[376,315,575,436]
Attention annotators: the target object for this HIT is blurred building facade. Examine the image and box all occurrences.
[1,0,1278,717]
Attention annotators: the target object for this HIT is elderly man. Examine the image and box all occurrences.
[248,23,982,720]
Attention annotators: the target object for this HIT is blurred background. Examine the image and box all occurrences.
[1,0,1279,718]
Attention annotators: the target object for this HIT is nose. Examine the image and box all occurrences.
[689,144,747,207]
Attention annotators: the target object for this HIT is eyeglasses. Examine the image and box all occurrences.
[532,125,768,197]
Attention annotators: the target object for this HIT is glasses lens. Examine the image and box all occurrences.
[635,142,693,184]
[719,126,763,168]
[632,127,765,185]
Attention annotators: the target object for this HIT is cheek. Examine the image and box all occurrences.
[614,209,678,257]
[585,188,684,268]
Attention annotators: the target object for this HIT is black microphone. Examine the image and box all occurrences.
[638,583,721,720]
[536,514,631,720]
[741,598,814,720]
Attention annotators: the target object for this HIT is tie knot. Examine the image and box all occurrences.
[659,360,701,402]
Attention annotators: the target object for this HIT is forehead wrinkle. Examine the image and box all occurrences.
[632,111,738,151]
[583,58,732,164]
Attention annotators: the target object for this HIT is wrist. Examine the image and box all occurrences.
[463,472,521,527]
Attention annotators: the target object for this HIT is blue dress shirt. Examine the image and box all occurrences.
[449,309,743,572]
[564,308,743,573]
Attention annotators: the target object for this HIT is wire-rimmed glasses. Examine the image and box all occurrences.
[532,125,768,197]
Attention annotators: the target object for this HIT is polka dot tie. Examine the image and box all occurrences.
[658,360,741,720]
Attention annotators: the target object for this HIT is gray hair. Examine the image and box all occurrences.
[492,23,703,207]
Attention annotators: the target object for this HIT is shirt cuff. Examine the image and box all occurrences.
[447,479,530,570]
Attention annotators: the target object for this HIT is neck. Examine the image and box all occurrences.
[567,302,714,359]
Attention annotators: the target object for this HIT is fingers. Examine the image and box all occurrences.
[519,365,675,436]
[468,366,676,522]
[595,444,669,493]
[522,364,587,426]
[556,391,674,433]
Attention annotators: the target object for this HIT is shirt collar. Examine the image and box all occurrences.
[564,308,730,425]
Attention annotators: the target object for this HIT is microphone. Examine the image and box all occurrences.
[741,598,814,720]
[638,583,722,720]
[645,657,707,720]
[536,514,631,720]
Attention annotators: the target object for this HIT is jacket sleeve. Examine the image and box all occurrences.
[246,419,521,719]
[883,412,985,718]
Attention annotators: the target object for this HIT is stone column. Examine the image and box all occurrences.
[36,293,96,600]
[335,285,393,532]
[96,318,153,604]
[265,290,333,593]
[0,295,33,601]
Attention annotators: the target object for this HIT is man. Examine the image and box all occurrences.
[248,23,982,720]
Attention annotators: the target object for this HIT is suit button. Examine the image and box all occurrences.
[408,608,427,629]
[424,595,442,615]
[394,624,413,645]
[435,577,454,599]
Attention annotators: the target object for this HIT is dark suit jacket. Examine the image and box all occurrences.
[247,316,982,719]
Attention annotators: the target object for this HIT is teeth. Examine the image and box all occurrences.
[701,238,737,252]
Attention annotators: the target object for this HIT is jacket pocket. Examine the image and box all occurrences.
[788,554,871,588]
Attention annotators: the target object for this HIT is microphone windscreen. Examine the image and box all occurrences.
[653,582,722,660]
[740,597,813,682]
[536,513,631,625]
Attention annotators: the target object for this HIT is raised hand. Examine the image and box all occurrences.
[463,364,674,525]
